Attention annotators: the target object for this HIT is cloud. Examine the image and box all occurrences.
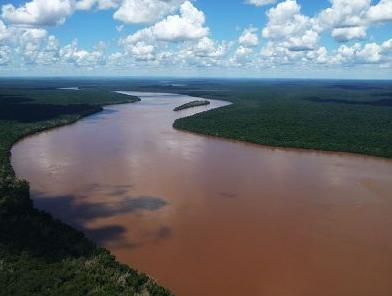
[1,0,184,27]
[115,24,124,32]
[122,0,208,46]
[149,1,209,41]
[260,42,299,65]
[357,43,382,63]
[261,0,320,52]
[0,20,10,43]
[11,27,59,64]
[367,0,392,23]
[0,0,391,75]
[308,46,329,64]
[113,0,184,24]
[60,40,106,67]
[1,0,74,26]
[230,46,255,66]
[317,0,370,42]
[245,0,277,7]
[235,46,253,57]
[161,37,230,68]
[124,41,155,61]
[0,46,11,65]
[238,26,259,47]
[331,26,367,42]
[117,1,213,65]
[187,37,229,58]
[317,0,392,42]
[334,39,392,64]
[233,26,259,66]
[76,0,120,10]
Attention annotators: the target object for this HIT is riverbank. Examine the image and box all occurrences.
[0,88,171,295]
[166,80,392,159]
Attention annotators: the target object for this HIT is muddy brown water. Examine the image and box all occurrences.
[11,91,392,296]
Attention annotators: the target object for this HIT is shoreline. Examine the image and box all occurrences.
[172,92,392,161]
[9,99,140,154]
[118,90,392,162]
[173,123,392,163]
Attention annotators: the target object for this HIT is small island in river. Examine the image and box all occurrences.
[173,100,210,111]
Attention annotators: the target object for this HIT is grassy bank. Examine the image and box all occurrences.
[173,100,210,111]
[0,88,171,296]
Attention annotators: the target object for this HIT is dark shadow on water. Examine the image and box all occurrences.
[34,194,167,222]
[108,188,132,196]
[218,192,238,199]
[154,226,172,241]
[87,225,129,245]
[32,193,168,246]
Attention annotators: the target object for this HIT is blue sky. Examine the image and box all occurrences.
[0,0,391,78]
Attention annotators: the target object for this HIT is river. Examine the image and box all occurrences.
[11,91,392,296]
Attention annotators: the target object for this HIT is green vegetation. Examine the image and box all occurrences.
[171,80,392,158]
[173,100,210,111]
[0,87,171,296]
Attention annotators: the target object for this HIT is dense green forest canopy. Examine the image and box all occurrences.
[173,100,210,111]
[170,79,392,158]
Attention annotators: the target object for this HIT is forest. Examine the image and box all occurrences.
[173,100,210,111]
[171,79,392,158]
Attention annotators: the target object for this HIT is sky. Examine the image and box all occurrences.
[0,0,391,79]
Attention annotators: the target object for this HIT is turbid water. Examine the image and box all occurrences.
[12,92,392,296]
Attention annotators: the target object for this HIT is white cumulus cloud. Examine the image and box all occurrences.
[334,39,392,64]
[331,26,367,42]
[113,0,184,24]
[150,1,208,41]
[239,26,259,47]
[261,0,320,51]
[122,1,208,45]
[317,0,392,42]
[0,46,11,65]
[1,0,74,26]
[76,0,120,10]
[245,0,277,7]
[188,37,229,58]
[60,40,106,67]
[0,20,11,43]
[367,0,392,23]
